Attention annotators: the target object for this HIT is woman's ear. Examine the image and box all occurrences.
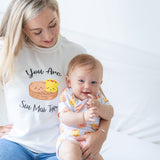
[65,76,71,87]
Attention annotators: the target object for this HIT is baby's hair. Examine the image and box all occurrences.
[67,54,103,78]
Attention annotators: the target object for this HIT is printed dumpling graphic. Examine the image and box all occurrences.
[71,129,80,137]
[103,97,109,102]
[77,123,87,128]
[91,123,99,131]
[29,79,59,100]
[69,95,76,107]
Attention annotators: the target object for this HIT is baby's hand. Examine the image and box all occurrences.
[87,94,100,109]
[84,107,98,122]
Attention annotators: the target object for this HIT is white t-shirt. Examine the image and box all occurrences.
[0,35,86,153]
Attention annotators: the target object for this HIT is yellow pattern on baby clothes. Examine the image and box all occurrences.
[59,94,66,102]
[69,95,76,107]
[60,136,66,142]
[71,129,80,137]
[103,97,109,102]
[91,123,99,131]
[63,88,68,92]
[60,126,64,133]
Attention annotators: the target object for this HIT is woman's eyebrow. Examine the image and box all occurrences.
[29,28,41,31]
[29,18,56,31]
[48,17,56,25]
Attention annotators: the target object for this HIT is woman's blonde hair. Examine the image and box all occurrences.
[67,54,103,79]
[0,0,59,84]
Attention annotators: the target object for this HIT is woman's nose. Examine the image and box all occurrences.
[43,30,52,40]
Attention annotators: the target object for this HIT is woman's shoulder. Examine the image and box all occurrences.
[58,35,87,65]
[60,35,86,53]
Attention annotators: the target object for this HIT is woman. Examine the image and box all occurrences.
[0,0,113,159]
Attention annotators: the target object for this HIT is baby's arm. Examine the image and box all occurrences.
[87,94,114,120]
[59,110,83,126]
[59,107,98,126]
[58,89,98,126]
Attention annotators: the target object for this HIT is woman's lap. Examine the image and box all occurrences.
[0,138,58,160]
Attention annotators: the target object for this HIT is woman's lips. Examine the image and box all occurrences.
[44,38,54,43]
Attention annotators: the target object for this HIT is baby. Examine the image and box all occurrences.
[56,54,113,160]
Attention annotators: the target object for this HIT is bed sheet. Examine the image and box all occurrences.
[101,129,160,160]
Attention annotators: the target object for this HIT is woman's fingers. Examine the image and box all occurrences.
[0,124,13,138]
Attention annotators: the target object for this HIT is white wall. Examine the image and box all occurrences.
[58,0,160,55]
[1,0,160,55]
[0,0,10,22]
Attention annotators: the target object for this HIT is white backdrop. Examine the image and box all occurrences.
[1,0,160,55]
[58,0,160,55]
[0,0,160,159]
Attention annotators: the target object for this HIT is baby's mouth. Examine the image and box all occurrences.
[82,91,91,95]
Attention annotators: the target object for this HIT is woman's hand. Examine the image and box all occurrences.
[0,124,13,138]
[75,129,106,160]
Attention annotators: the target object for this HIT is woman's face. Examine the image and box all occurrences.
[23,7,60,48]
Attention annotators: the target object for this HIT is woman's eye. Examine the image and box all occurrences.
[34,31,41,35]
[49,23,56,28]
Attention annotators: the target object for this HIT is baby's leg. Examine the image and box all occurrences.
[59,139,82,160]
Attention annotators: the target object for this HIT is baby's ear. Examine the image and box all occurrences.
[65,76,71,87]
[100,80,103,85]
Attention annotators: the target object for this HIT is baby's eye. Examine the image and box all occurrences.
[79,80,84,83]
[91,81,97,84]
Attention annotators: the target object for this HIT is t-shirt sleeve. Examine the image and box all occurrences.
[0,40,8,125]
[0,84,8,125]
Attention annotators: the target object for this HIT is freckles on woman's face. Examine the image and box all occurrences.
[23,7,60,48]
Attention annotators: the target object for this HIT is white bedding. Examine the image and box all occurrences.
[61,29,160,159]
[101,129,160,160]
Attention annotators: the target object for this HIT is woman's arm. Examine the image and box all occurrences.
[75,119,111,160]
[0,84,8,125]
[0,84,13,138]
[97,103,113,120]
[99,87,114,120]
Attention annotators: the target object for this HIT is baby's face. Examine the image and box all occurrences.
[67,65,102,100]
